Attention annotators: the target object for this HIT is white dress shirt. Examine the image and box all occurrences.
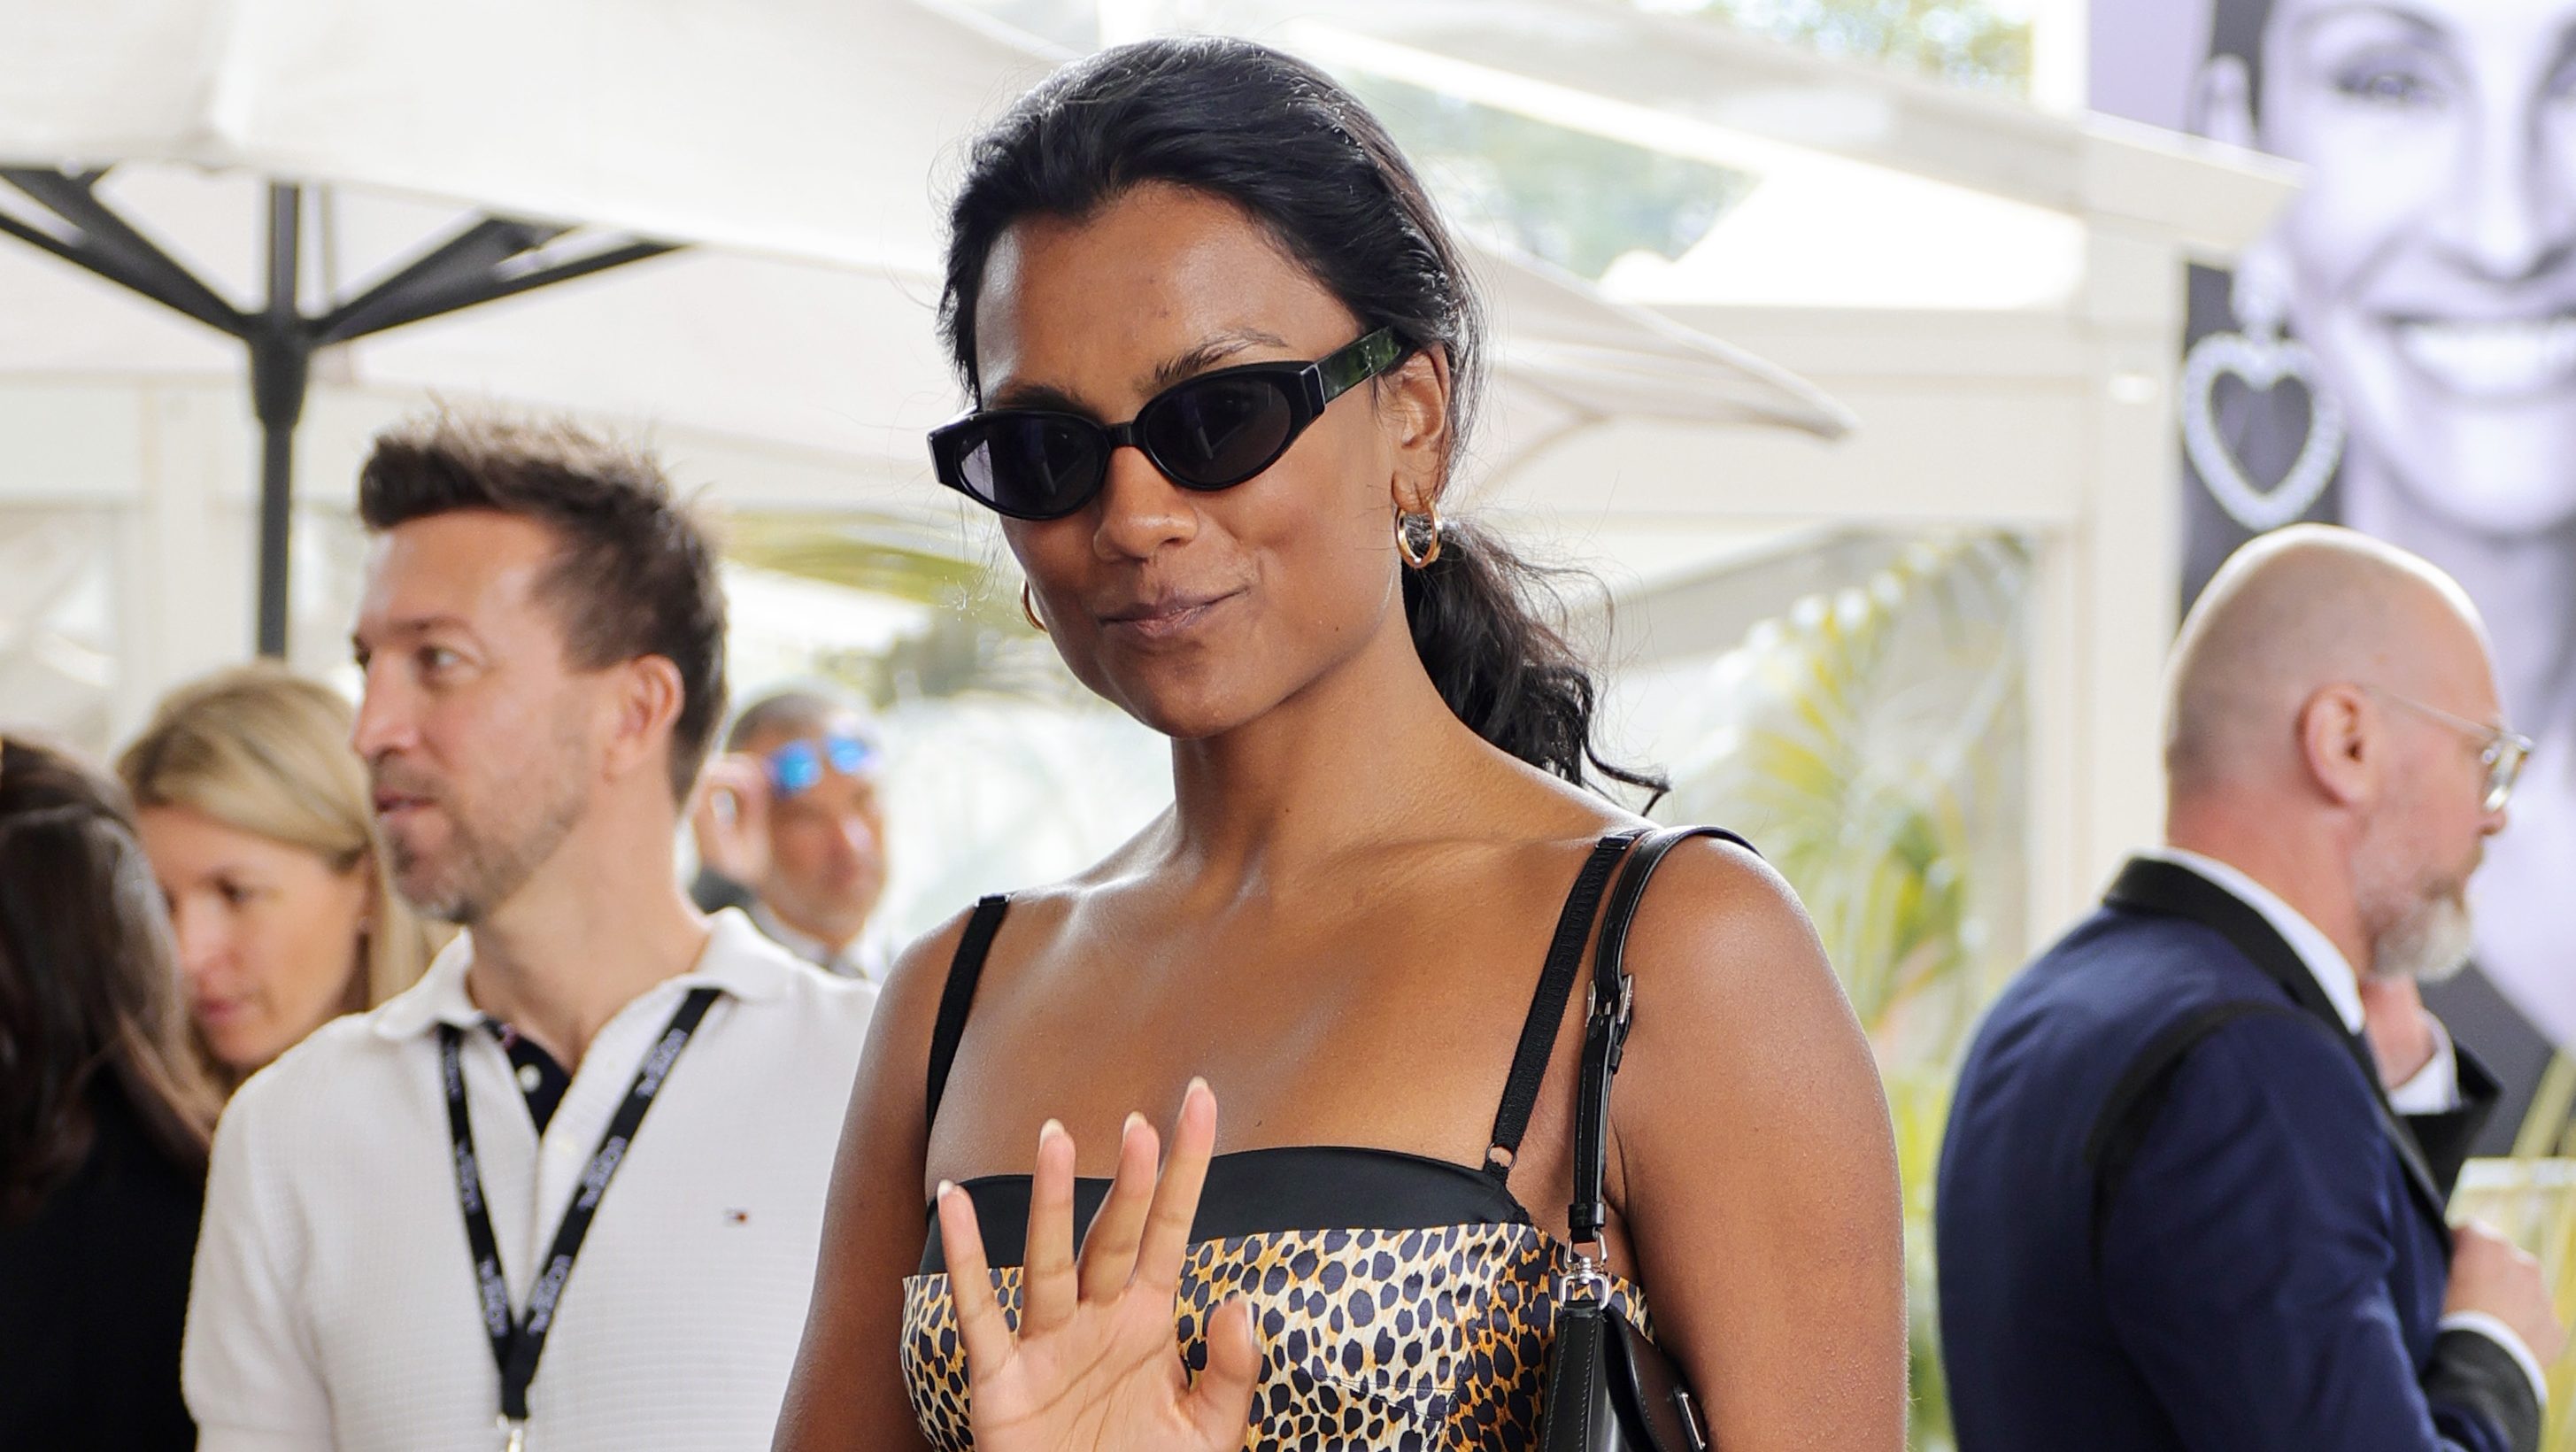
[182,910,877,1452]
[2140,847,2460,1111]
[748,900,892,982]
[2140,847,2547,1407]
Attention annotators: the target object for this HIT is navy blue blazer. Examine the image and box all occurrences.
[1937,857,2538,1452]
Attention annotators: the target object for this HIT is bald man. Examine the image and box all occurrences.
[1938,526,2562,1452]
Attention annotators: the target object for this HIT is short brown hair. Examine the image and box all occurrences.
[724,685,868,753]
[358,412,728,802]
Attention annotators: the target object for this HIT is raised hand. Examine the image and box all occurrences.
[689,753,772,887]
[2448,1220,2568,1366]
[937,1079,1260,1452]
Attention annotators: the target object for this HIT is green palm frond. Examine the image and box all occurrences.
[718,510,1103,710]
[721,511,1012,622]
[1662,533,2030,1057]
[2467,1064,2576,1451]
[1653,531,2030,1452]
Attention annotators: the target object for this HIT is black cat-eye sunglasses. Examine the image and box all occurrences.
[929,328,1405,521]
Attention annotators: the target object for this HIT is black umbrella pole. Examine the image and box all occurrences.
[253,412,296,658]
[251,183,304,660]
[248,333,309,660]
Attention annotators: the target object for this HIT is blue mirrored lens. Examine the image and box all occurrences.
[767,741,822,796]
[767,733,877,798]
[823,735,876,777]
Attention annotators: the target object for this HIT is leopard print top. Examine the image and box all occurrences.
[905,832,1686,1450]
[900,1153,1651,1451]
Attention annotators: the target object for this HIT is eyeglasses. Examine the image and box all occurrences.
[928,329,1406,521]
[765,733,879,798]
[2367,686,2532,813]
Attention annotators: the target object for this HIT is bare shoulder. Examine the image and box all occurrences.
[1618,831,1834,1002]
[868,880,1095,1070]
[1608,831,1874,1101]
[875,901,999,1054]
[1598,833,1904,1447]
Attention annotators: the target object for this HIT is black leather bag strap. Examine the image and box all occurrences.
[1570,825,1751,1246]
[1489,830,1649,1180]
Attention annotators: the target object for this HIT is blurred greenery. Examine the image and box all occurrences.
[1342,73,1754,279]
[722,511,1086,710]
[958,0,2036,97]
[1663,534,2031,1053]
[2479,1066,2576,1452]
[723,513,997,614]
[1661,532,2033,1450]
[1334,0,2034,277]
[1640,0,2034,95]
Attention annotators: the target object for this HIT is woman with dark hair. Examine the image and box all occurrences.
[777,35,1903,1452]
[0,737,221,1450]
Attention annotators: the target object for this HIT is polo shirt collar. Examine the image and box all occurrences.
[2136,845,2366,1035]
[371,907,797,1041]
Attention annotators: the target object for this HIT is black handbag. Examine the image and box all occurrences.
[1535,824,1732,1452]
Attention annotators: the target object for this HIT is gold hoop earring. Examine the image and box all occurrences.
[1020,581,1048,633]
[1395,502,1443,569]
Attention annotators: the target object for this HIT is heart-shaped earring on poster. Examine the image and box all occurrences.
[2182,256,2346,533]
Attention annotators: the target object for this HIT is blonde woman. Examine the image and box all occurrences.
[120,664,438,1088]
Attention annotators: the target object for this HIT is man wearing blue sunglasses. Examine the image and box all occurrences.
[690,689,893,980]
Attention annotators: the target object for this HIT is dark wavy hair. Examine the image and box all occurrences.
[0,738,218,1223]
[940,35,1662,798]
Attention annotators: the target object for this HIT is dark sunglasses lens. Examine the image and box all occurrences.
[950,415,1106,518]
[1142,374,1296,487]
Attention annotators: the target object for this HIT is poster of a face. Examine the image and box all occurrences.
[2093,0,2576,1077]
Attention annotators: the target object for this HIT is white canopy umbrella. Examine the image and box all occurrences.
[0,0,1846,656]
[0,0,1051,274]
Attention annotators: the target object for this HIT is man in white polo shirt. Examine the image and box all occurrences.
[182,413,877,1451]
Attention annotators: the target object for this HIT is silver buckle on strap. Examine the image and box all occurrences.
[1562,1242,1611,1304]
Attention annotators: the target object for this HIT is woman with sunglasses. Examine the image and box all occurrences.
[775,36,1904,1452]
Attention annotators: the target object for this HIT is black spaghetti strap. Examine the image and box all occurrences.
[1485,830,1647,1179]
[925,894,1012,1136]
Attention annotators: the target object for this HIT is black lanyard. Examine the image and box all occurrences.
[437,986,720,1440]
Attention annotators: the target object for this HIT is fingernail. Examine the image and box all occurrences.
[1123,1110,1147,1137]
[1187,1076,1209,1099]
[935,1179,955,1202]
[1038,1117,1065,1146]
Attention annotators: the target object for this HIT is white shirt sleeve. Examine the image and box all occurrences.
[183,1079,339,1450]
[2439,1309,2553,1412]
[2385,1014,2464,1115]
